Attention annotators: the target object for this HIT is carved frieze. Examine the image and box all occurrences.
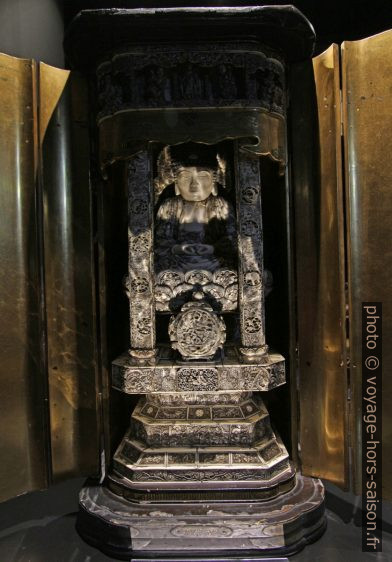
[96,45,285,118]
[177,367,218,392]
[112,351,285,394]
[148,391,251,406]
[136,396,262,422]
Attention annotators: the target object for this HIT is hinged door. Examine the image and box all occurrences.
[292,30,392,497]
[0,55,101,503]
[290,45,349,489]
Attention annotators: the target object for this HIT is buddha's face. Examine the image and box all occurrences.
[175,166,215,201]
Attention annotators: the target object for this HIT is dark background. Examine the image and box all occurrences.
[0,1,391,68]
[63,0,392,55]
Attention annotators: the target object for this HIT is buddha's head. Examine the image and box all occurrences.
[155,142,226,201]
[175,165,216,201]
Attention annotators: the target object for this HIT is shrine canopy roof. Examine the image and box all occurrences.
[64,5,315,69]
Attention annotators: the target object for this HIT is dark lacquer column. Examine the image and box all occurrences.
[126,150,156,362]
[236,146,268,362]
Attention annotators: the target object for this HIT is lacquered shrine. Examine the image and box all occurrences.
[65,6,325,558]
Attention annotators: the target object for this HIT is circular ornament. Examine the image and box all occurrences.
[169,301,226,360]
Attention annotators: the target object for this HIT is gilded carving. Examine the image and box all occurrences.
[244,314,262,334]
[177,367,218,392]
[139,454,165,465]
[169,300,226,360]
[199,453,229,464]
[130,231,151,254]
[167,453,195,464]
[232,453,261,464]
[212,406,243,419]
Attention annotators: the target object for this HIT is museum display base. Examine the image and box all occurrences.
[76,473,326,560]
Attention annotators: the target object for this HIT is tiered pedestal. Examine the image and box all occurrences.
[77,347,325,558]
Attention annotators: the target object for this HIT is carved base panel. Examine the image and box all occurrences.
[131,395,274,448]
[112,436,292,485]
[111,394,292,493]
[147,391,251,406]
[112,346,285,394]
[137,393,261,420]
[76,474,326,560]
[106,468,295,502]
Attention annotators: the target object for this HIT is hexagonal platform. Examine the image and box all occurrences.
[112,346,285,394]
[111,395,293,494]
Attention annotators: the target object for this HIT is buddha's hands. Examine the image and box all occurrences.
[172,243,214,256]
[194,244,214,256]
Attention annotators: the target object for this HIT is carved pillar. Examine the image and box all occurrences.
[236,146,267,361]
[126,151,156,362]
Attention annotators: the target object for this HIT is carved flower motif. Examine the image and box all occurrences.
[241,219,259,237]
[136,318,151,335]
[244,271,261,287]
[156,271,183,287]
[244,316,262,333]
[130,232,150,253]
[242,185,259,204]
[213,269,237,287]
[131,277,149,293]
[184,270,212,286]
[130,198,148,215]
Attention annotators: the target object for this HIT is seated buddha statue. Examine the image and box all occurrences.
[155,143,237,274]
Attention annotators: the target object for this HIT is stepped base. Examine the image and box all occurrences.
[113,434,292,485]
[113,394,293,491]
[77,473,326,560]
[107,462,296,502]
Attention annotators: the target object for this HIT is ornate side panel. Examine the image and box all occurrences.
[342,31,392,498]
[235,147,267,359]
[127,152,156,359]
[0,54,49,502]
